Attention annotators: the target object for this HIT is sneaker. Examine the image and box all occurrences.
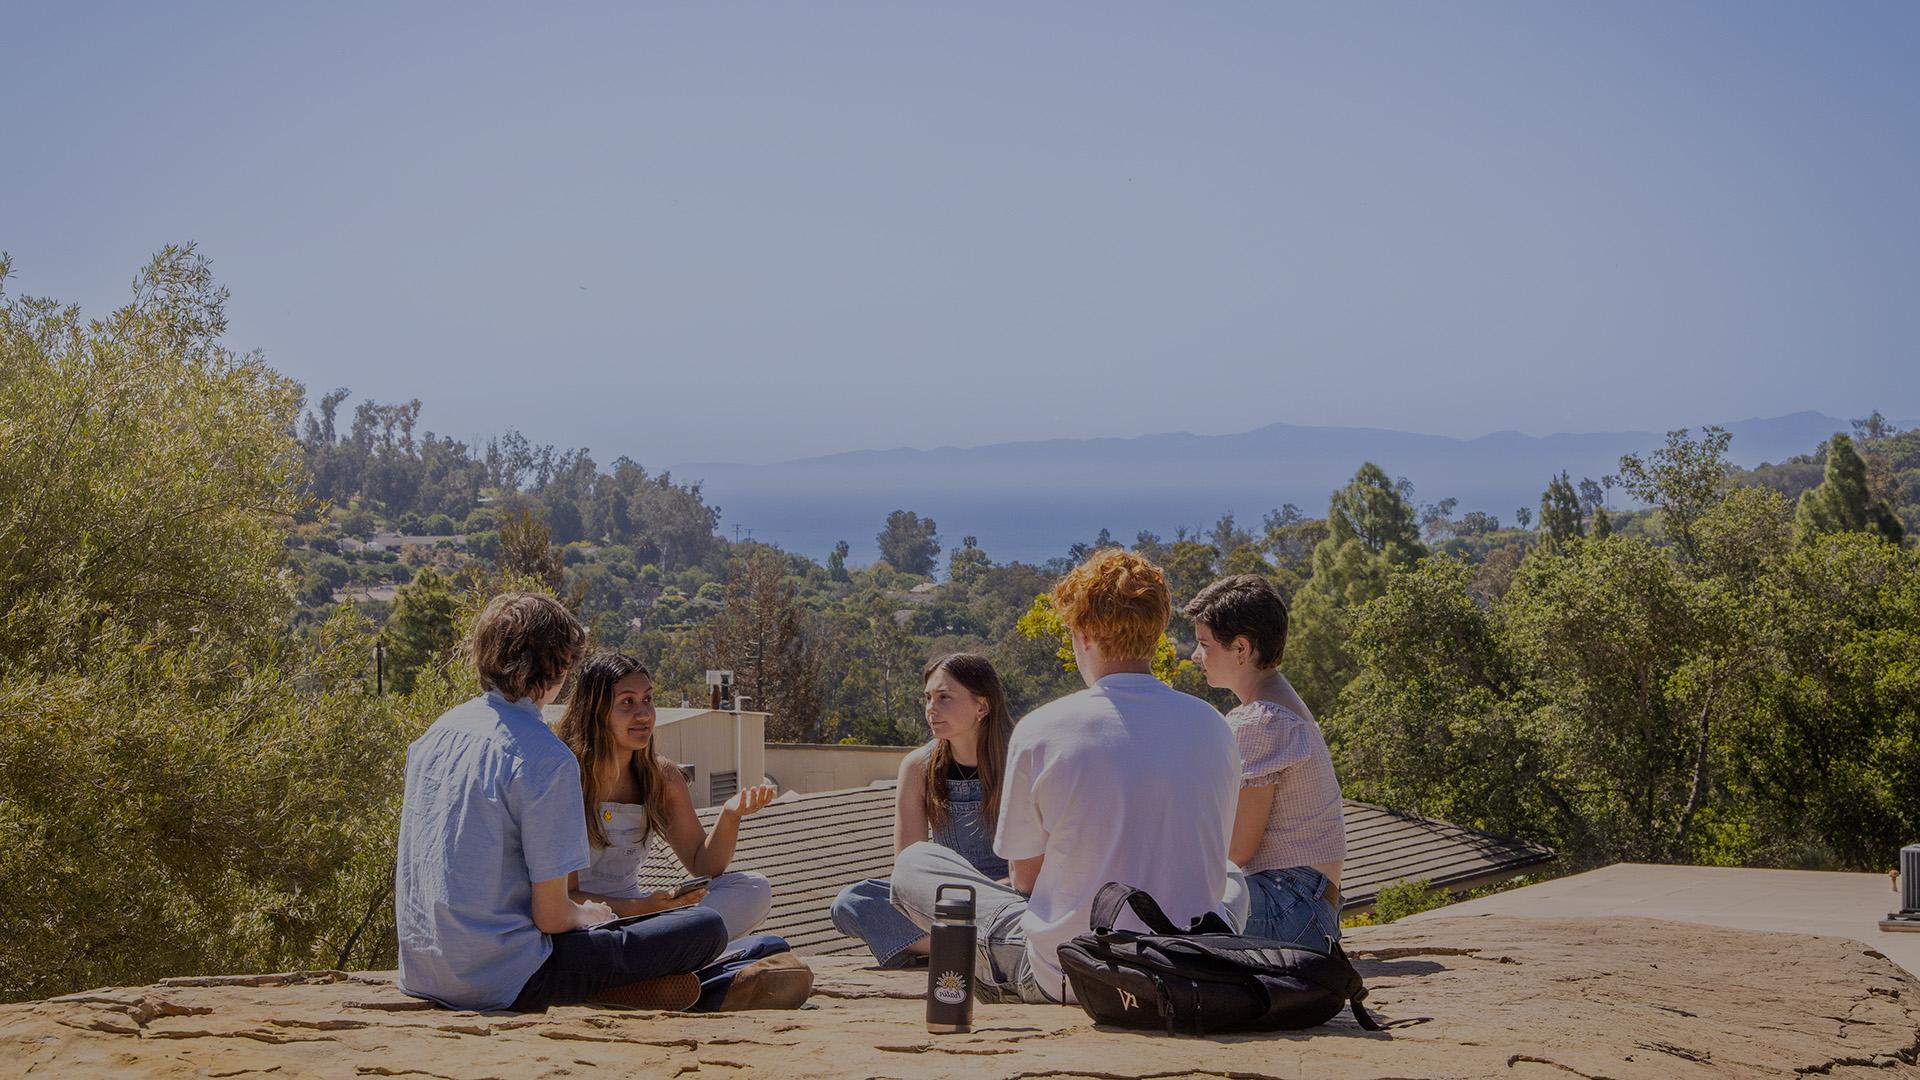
[715,953,813,1011]
[587,972,701,1011]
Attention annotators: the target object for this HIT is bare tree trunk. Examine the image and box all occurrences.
[1674,677,1721,853]
[336,869,394,972]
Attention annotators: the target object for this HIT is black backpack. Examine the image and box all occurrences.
[1056,881,1380,1036]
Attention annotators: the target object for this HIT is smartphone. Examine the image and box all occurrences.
[670,875,711,898]
[584,911,661,932]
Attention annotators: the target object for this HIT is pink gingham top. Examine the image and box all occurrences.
[1227,699,1347,875]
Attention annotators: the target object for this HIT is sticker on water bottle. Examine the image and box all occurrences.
[933,971,968,1005]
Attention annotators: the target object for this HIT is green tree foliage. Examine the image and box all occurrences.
[1331,558,1562,843]
[827,539,850,582]
[699,548,822,742]
[1327,464,1426,561]
[1614,427,1733,564]
[0,248,304,667]
[1287,464,1426,712]
[1537,471,1585,547]
[876,510,940,576]
[1796,433,1904,544]
[1368,878,1448,924]
[1332,475,1920,870]
[1590,505,1613,540]
[948,535,991,585]
[1261,505,1327,602]
[1221,543,1275,578]
[1160,537,1221,610]
[1728,532,1920,867]
[0,251,453,1001]
[494,506,568,595]
[821,597,924,745]
[301,405,721,571]
[383,567,460,694]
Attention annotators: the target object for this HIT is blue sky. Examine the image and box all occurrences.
[4,3,1916,465]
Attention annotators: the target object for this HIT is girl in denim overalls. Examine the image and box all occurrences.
[829,653,1013,968]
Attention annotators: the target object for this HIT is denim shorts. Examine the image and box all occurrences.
[1243,866,1341,950]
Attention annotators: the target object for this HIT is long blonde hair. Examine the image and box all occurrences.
[558,650,674,848]
[921,653,1014,831]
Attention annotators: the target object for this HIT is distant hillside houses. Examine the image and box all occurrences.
[342,532,466,554]
[330,584,400,605]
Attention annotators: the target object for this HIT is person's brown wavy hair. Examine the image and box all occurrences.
[558,651,675,849]
[468,591,584,702]
[920,653,1014,833]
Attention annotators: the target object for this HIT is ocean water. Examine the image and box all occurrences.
[710,487,1334,570]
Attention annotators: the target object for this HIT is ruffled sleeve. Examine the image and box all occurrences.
[1228,700,1317,788]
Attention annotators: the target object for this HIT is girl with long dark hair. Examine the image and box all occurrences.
[557,651,778,939]
[828,653,1014,967]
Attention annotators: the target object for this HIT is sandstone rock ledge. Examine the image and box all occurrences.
[3,916,1917,1079]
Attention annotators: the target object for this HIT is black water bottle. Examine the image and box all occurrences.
[925,883,977,1033]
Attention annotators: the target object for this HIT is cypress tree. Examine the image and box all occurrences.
[1539,471,1585,547]
[1796,434,1903,544]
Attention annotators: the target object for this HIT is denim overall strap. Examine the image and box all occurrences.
[929,776,1008,881]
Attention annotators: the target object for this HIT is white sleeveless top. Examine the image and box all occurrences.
[576,801,653,899]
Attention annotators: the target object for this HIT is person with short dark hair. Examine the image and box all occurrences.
[1185,574,1347,949]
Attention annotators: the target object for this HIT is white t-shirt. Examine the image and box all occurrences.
[994,673,1239,1002]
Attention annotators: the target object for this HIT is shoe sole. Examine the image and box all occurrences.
[717,954,813,1011]
[586,972,701,1011]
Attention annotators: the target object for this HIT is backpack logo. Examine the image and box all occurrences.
[1118,989,1138,1011]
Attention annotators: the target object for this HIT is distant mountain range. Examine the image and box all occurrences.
[676,412,1893,568]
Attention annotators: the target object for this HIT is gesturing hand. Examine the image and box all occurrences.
[725,783,778,819]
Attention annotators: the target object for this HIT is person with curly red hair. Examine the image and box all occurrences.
[890,550,1241,1004]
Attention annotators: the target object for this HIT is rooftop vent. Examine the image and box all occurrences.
[1881,844,1920,932]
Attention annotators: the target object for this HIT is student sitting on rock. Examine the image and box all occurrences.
[829,653,1014,968]
[890,550,1241,1003]
[395,593,806,1013]
[1186,574,1347,949]
[557,650,778,942]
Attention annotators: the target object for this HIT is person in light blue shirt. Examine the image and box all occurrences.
[396,592,611,1008]
[396,591,808,1014]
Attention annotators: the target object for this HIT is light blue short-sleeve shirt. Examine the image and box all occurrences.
[395,691,591,1010]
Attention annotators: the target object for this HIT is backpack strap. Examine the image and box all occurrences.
[1088,881,1182,935]
[1331,942,1382,1031]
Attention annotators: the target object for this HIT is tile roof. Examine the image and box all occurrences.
[638,782,1554,957]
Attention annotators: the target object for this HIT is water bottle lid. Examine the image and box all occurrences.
[934,882,976,920]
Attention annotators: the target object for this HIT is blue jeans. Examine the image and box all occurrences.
[830,878,927,969]
[888,841,1052,1003]
[510,906,783,1012]
[1240,867,1341,950]
[831,776,1007,969]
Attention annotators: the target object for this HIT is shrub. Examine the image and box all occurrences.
[1369,878,1449,924]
